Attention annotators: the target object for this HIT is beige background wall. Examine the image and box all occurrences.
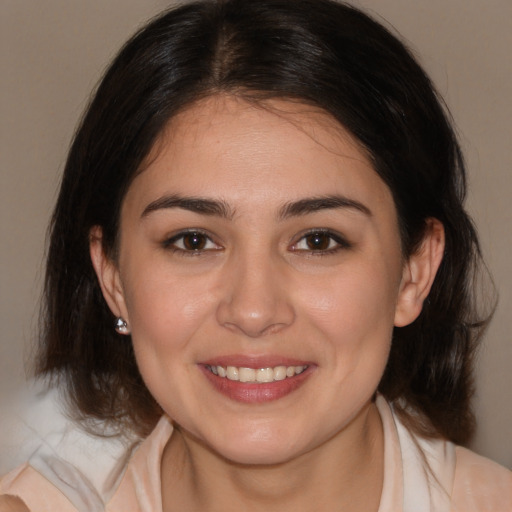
[1,0,510,470]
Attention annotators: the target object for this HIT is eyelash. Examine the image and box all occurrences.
[290,229,351,256]
[162,230,221,255]
[162,229,351,256]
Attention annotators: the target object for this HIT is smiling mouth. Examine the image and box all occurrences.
[206,364,308,383]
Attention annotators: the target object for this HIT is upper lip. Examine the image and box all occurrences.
[201,354,314,369]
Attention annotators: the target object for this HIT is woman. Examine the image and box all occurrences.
[1,0,510,510]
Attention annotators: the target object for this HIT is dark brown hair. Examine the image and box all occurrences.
[37,0,492,443]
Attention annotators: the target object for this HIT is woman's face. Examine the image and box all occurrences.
[94,95,431,465]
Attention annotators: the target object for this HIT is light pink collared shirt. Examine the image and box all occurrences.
[1,396,511,511]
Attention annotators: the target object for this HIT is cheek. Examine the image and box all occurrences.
[299,263,400,340]
[296,261,399,398]
[120,260,217,358]
[120,266,219,419]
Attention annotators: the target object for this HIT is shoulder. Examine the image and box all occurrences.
[451,446,512,511]
[380,396,511,511]
[0,464,76,512]
[0,416,173,512]
[0,495,30,512]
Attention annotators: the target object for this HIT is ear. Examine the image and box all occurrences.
[394,218,445,327]
[89,226,129,323]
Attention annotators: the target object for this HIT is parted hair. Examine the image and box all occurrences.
[37,0,492,443]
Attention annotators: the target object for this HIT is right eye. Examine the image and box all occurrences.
[290,229,350,255]
[163,231,221,253]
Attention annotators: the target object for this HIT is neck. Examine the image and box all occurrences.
[161,402,384,512]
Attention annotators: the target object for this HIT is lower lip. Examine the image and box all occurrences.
[200,366,314,403]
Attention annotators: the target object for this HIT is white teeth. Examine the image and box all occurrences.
[274,366,287,381]
[256,367,274,383]
[226,366,239,380]
[239,367,256,382]
[209,364,307,383]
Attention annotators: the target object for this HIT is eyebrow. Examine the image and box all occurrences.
[277,195,372,220]
[141,194,235,219]
[140,193,371,220]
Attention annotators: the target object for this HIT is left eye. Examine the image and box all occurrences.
[165,231,220,252]
[292,231,346,252]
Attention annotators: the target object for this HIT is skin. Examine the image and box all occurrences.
[91,95,444,511]
[0,496,30,512]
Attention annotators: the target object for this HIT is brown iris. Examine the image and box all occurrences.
[304,232,331,250]
[182,232,208,250]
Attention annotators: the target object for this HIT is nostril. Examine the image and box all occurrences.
[215,259,296,337]
[220,320,284,338]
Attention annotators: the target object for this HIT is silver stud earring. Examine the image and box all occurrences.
[115,317,130,335]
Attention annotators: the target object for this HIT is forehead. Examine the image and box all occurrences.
[126,95,394,216]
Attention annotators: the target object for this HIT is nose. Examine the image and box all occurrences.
[216,252,295,338]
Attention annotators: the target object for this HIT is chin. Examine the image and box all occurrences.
[218,442,301,466]
[203,422,310,466]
